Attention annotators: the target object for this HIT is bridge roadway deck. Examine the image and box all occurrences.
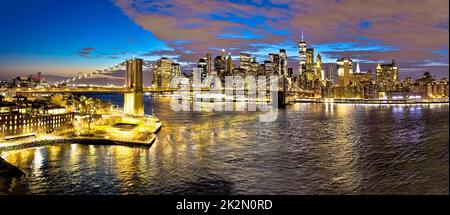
[14,87,311,94]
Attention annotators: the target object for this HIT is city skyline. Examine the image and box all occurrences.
[0,0,448,81]
[0,0,449,198]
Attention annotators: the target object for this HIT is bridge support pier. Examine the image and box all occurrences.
[124,58,144,117]
[277,91,286,108]
[278,76,287,108]
[124,91,144,116]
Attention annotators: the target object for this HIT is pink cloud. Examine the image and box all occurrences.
[113,0,449,78]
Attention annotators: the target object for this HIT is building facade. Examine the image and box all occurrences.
[279,49,288,77]
[240,53,252,74]
[337,57,353,86]
[153,57,173,88]
[376,60,399,83]
[0,112,75,139]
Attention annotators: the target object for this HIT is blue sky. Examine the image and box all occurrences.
[0,0,448,81]
[0,0,166,74]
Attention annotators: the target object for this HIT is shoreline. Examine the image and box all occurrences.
[0,135,157,152]
[292,99,449,105]
[0,157,24,178]
[0,116,162,152]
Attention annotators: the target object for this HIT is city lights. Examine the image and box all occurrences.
[0,0,448,201]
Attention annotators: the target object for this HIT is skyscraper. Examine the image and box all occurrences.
[226,53,233,75]
[268,53,280,76]
[153,57,178,88]
[206,53,212,75]
[376,60,399,83]
[316,53,322,80]
[198,58,208,80]
[250,57,259,76]
[336,57,353,86]
[298,29,318,90]
[221,49,226,61]
[214,55,226,77]
[240,53,252,74]
[298,28,307,77]
[287,68,294,78]
[325,65,335,84]
[264,60,274,75]
[305,48,315,71]
[171,63,181,77]
[279,49,288,77]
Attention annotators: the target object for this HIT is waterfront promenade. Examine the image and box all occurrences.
[292,98,449,104]
[0,133,158,152]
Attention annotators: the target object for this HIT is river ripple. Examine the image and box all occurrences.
[1,96,448,194]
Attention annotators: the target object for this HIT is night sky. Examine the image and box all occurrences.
[0,0,448,82]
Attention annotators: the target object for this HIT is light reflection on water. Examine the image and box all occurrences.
[0,96,448,194]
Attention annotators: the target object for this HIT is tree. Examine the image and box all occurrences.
[85,97,96,131]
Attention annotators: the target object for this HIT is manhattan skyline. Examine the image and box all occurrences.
[0,0,448,81]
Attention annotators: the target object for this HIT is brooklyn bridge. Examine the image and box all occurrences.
[14,58,315,116]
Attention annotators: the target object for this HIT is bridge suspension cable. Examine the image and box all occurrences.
[54,60,153,86]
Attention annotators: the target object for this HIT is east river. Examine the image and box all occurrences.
[1,94,448,194]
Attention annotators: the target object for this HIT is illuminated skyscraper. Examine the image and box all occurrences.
[206,53,212,75]
[325,65,335,84]
[250,57,259,76]
[376,60,399,83]
[171,63,180,77]
[298,28,307,77]
[198,58,208,80]
[336,57,353,86]
[192,67,206,87]
[280,49,288,77]
[287,68,294,77]
[315,53,322,80]
[221,49,226,61]
[348,60,373,87]
[297,29,317,90]
[240,53,252,74]
[214,55,226,77]
[153,57,179,88]
[305,48,315,71]
[268,53,280,76]
[257,64,266,76]
[264,60,274,75]
[226,53,233,75]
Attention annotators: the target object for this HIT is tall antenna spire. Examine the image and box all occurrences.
[356,61,361,73]
[301,27,304,41]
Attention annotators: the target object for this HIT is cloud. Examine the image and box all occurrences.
[113,0,449,78]
[78,47,95,57]
[113,0,290,61]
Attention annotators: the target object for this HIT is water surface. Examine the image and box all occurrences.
[1,96,448,194]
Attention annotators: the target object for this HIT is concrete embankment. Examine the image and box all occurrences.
[0,135,157,152]
[292,98,449,104]
[0,135,157,191]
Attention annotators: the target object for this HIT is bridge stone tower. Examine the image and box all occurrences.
[124,58,144,116]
